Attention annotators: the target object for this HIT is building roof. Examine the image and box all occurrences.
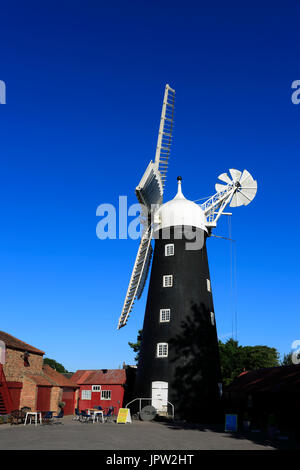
[27,374,54,386]
[0,331,45,355]
[155,180,208,233]
[26,366,79,388]
[226,364,300,394]
[42,365,78,388]
[72,369,126,385]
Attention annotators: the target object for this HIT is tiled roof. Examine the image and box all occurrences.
[27,374,54,386]
[42,365,78,388]
[0,331,45,355]
[72,369,126,385]
[25,366,79,388]
[226,364,300,394]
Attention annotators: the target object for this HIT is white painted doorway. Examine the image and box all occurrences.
[151,381,168,412]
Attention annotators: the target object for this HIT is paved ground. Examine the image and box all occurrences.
[0,415,296,450]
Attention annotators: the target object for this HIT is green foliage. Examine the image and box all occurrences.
[129,332,281,387]
[219,339,280,386]
[218,339,242,386]
[281,352,293,366]
[43,358,68,373]
[281,351,300,365]
[128,330,142,363]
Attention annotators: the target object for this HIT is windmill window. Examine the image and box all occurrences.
[207,279,211,292]
[160,308,171,323]
[163,275,173,287]
[101,390,111,400]
[210,312,215,326]
[157,343,168,358]
[165,244,174,256]
[81,390,92,400]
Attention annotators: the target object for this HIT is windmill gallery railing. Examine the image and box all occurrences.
[125,398,175,421]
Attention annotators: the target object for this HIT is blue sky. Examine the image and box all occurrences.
[0,1,299,371]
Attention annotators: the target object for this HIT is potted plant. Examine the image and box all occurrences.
[58,401,65,412]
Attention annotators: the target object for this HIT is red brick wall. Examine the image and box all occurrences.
[3,348,44,411]
[3,348,43,381]
[50,387,62,414]
[20,378,37,410]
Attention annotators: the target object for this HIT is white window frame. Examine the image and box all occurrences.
[157,343,168,358]
[92,385,101,392]
[163,275,173,287]
[165,244,174,257]
[207,279,211,292]
[101,390,111,400]
[160,308,171,323]
[210,312,215,326]
[81,389,92,400]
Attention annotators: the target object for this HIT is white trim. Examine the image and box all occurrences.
[101,390,111,400]
[163,275,173,287]
[81,389,91,400]
[92,385,101,392]
[157,343,168,358]
[160,308,171,323]
[165,244,174,256]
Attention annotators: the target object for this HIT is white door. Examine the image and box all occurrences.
[151,381,168,412]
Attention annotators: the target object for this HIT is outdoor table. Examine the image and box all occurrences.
[24,411,42,426]
[88,409,104,423]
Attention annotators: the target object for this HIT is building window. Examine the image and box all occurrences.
[165,244,174,256]
[101,390,111,400]
[157,343,168,358]
[160,308,171,323]
[163,275,173,287]
[81,390,91,400]
[210,312,215,326]
[92,385,101,392]
[207,279,211,292]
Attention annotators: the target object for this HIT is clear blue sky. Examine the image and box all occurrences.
[0,1,299,371]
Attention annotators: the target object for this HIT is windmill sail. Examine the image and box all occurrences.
[117,84,175,329]
[135,161,163,215]
[154,84,175,191]
[117,227,153,329]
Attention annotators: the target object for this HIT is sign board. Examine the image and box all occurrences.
[117,408,132,424]
[225,414,238,432]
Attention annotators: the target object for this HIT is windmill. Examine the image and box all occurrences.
[117,84,257,420]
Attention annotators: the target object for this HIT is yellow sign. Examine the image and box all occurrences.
[117,408,132,424]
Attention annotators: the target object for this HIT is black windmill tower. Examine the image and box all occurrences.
[117,85,257,421]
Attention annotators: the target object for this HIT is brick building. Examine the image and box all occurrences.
[0,331,78,415]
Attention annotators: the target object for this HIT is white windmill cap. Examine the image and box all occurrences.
[154,177,208,232]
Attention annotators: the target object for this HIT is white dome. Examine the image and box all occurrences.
[154,179,208,232]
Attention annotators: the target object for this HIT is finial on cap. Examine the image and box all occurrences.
[175,175,184,199]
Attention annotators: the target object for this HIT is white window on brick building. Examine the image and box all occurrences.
[160,308,171,323]
[163,275,173,287]
[157,343,168,358]
[165,244,174,256]
[81,389,91,400]
[101,390,111,400]
[92,385,101,392]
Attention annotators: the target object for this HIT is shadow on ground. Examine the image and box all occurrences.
[155,419,299,450]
